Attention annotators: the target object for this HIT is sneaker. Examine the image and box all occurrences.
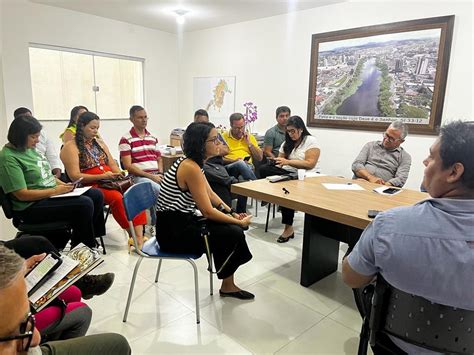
[75,273,115,300]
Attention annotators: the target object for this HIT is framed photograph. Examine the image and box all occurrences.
[307,16,454,135]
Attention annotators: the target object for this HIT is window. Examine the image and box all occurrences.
[29,45,144,120]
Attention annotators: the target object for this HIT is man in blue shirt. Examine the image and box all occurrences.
[342,121,474,354]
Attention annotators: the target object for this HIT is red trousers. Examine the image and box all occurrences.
[83,166,147,229]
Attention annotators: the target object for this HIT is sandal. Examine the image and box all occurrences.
[277,233,294,243]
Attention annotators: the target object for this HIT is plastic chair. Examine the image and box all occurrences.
[0,187,73,249]
[357,275,474,354]
[122,182,213,324]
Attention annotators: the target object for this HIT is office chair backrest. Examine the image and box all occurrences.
[370,276,474,354]
[123,182,156,221]
[0,187,14,219]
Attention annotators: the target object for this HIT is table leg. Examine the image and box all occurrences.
[300,214,363,287]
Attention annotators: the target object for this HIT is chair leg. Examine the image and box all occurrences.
[265,203,271,232]
[99,236,106,255]
[186,259,200,324]
[104,206,111,224]
[273,204,276,218]
[123,256,144,322]
[154,259,163,283]
[255,199,258,217]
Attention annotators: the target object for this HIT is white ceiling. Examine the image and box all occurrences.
[30,0,346,34]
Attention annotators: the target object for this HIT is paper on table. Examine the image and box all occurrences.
[322,183,365,191]
[29,257,79,303]
[305,172,327,178]
[50,186,91,198]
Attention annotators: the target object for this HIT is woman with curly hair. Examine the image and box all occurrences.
[60,111,146,250]
[155,122,255,300]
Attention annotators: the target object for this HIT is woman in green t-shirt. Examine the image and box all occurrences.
[0,115,105,249]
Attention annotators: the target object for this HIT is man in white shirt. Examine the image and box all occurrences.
[13,107,62,179]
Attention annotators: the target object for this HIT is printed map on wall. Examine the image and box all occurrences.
[193,76,236,127]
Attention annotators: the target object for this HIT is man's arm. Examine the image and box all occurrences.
[352,143,384,184]
[342,220,378,288]
[263,145,275,158]
[43,132,62,178]
[386,151,412,187]
[246,134,263,162]
[342,259,375,289]
[121,155,162,183]
[263,130,275,158]
[119,136,162,183]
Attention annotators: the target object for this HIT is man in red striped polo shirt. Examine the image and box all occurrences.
[119,105,163,198]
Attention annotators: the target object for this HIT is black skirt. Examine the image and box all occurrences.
[155,211,252,279]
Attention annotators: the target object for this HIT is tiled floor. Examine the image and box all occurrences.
[86,203,372,354]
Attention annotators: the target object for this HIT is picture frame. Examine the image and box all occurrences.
[306,16,455,135]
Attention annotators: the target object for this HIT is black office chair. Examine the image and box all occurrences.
[358,275,474,355]
[0,187,73,250]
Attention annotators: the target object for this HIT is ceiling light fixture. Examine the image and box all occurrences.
[174,9,189,25]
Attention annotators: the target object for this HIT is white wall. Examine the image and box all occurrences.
[178,0,473,189]
[1,1,179,160]
[0,0,15,238]
[0,1,179,239]
[0,0,6,144]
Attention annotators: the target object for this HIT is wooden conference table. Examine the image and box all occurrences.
[231,175,428,287]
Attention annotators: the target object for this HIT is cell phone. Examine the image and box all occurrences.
[383,187,401,195]
[71,177,84,188]
[25,253,63,296]
[243,156,251,162]
[368,210,380,218]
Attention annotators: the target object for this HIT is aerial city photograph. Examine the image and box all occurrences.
[315,28,442,124]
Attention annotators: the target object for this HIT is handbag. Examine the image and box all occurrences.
[97,176,134,194]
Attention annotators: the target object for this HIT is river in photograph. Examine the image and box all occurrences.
[337,58,382,116]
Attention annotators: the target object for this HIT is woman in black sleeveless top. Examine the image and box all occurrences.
[156,122,254,300]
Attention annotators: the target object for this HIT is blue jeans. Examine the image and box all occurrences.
[225,160,257,181]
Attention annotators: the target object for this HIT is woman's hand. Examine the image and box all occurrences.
[25,253,47,273]
[238,215,252,228]
[232,212,248,220]
[53,184,74,195]
[101,171,122,179]
[274,157,289,167]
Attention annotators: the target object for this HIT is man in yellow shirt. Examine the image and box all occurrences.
[222,113,263,165]
[220,113,263,212]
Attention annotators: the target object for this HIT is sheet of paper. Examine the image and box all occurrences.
[322,183,365,191]
[29,257,79,303]
[305,172,327,178]
[50,186,91,198]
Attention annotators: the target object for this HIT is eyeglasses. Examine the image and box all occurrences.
[287,129,300,135]
[205,136,221,145]
[231,125,246,131]
[0,312,35,352]
[383,132,401,143]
